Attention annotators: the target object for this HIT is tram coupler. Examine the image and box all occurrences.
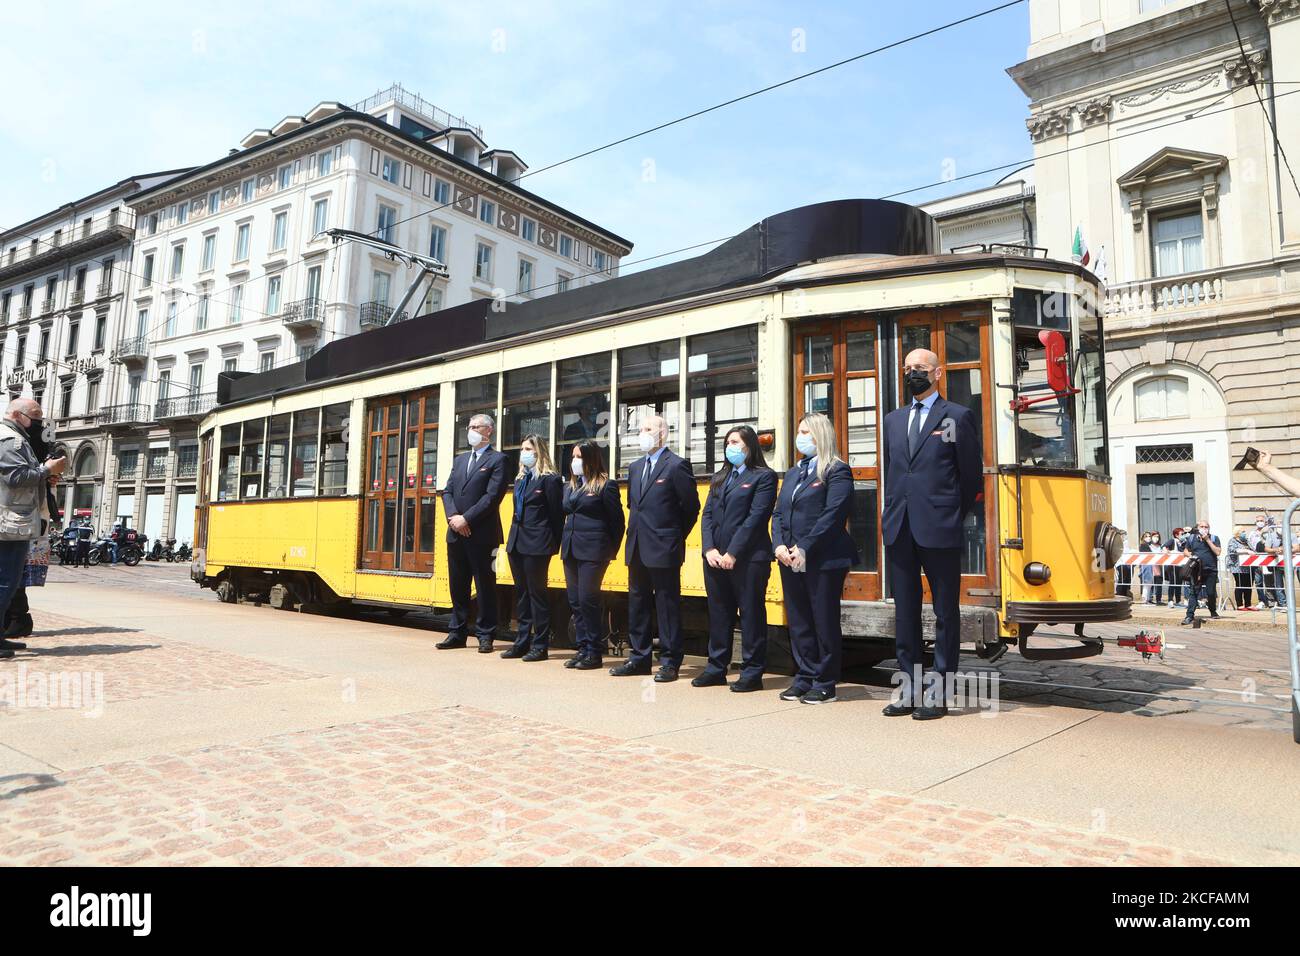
[1019,622,1105,662]
[976,637,1008,663]
[1117,629,1165,662]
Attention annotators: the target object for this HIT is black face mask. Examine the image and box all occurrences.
[905,369,933,397]
[24,421,49,460]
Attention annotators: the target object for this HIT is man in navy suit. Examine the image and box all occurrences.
[610,415,700,683]
[437,412,508,652]
[881,348,982,719]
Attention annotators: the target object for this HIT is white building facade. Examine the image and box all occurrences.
[0,170,189,530]
[1008,0,1300,537]
[103,86,632,545]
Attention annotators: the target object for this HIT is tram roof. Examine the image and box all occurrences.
[217,198,1095,410]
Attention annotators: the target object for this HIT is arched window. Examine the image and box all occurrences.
[1135,376,1188,421]
[75,445,99,477]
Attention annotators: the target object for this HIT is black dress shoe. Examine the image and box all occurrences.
[0,639,26,651]
[477,641,494,654]
[779,684,811,701]
[564,655,583,669]
[799,689,836,705]
[730,676,764,693]
[882,702,915,717]
[0,649,12,660]
[522,649,548,662]
[3,615,32,639]
[913,705,948,720]
[574,656,604,670]
[435,636,467,649]
[653,665,679,683]
[691,671,727,688]
[608,661,652,677]
[500,646,527,659]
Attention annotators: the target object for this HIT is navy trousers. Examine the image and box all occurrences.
[0,541,30,626]
[446,537,498,643]
[778,563,847,694]
[507,551,553,652]
[887,514,962,706]
[563,558,608,661]
[626,558,683,668]
[702,560,771,681]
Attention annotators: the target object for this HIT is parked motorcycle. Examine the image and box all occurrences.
[88,536,144,567]
[175,542,192,562]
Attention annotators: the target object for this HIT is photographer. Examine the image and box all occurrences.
[1180,518,1221,626]
[1242,450,1300,607]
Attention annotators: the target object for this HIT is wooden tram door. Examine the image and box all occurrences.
[361,390,440,572]
[793,318,882,599]
[895,307,996,601]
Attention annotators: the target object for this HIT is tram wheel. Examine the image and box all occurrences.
[216,579,238,604]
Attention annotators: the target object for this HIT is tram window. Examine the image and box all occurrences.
[687,328,757,476]
[556,352,611,467]
[945,320,981,364]
[1014,328,1077,469]
[901,325,931,358]
[617,339,680,476]
[240,418,266,498]
[291,409,319,497]
[319,402,349,495]
[845,330,876,372]
[1077,316,1109,474]
[501,363,552,474]
[803,335,834,376]
[804,381,834,423]
[264,414,291,499]
[218,425,240,501]
[422,393,439,490]
[849,480,879,573]
[945,369,983,440]
[455,373,498,446]
[846,378,877,467]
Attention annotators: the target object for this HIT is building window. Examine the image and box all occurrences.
[164,302,178,338]
[593,250,607,273]
[118,449,140,479]
[229,284,244,324]
[428,224,447,262]
[1135,376,1189,420]
[381,156,400,184]
[556,352,611,466]
[223,357,237,374]
[175,203,188,225]
[421,286,443,314]
[15,335,26,367]
[146,213,158,236]
[177,444,199,478]
[128,375,141,406]
[376,203,398,244]
[85,378,100,415]
[235,223,250,261]
[135,308,149,338]
[559,235,573,259]
[266,276,282,314]
[271,211,288,251]
[521,218,536,243]
[158,368,171,402]
[297,342,317,362]
[259,350,275,372]
[479,200,496,225]
[208,190,220,215]
[317,150,333,176]
[66,321,80,357]
[197,294,209,331]
[617,339,681,475]
[278,165,293,190]
[38,327,49,362]
[1136,443,1194,464]
[142,253,154,287]
[556,271,573,293]
[517,258,534,295]
[687,328,758,475]
[94,312,106,350]
[433,180,450,205]
[1152,209,1203,277]
[201,233,216,270]
[59,382,73,418]
[170,244,184,280]
[306,265,323,301]
[312,198,329,236]
[474,242,493,282]
[371,271,391,307]
[241,178,254,203]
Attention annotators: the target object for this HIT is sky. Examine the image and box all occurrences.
[0,0,1036,269]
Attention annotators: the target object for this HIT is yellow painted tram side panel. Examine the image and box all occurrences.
[204,482,788,624]
[997,473,1116,631]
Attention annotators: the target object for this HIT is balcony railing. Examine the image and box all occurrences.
[0,212,133,284]
[40,298,53,315]
[283,297,325,330]
[1105,271,1227,319]
[18,305,31,321]
[155,392,216,420]
[176,456,198,479]
[71,289,84,305]
[96,403,152,428]
[359,301,408,329]
[146,456,168,480]
[115,336,148,362]
[95,280,112,299]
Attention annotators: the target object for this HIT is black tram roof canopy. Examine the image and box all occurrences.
[218,198,1080,409]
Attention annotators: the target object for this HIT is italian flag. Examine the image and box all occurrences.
[1071,225,1090,267]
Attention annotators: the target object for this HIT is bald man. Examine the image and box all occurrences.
[880,349,982,720]
[0,399,66,658]
[611,415,699,682]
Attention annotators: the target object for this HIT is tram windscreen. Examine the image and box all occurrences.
[1076,309,1108,475]
[1013,326,1077,469]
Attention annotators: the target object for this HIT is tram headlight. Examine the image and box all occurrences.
[1094,521,1125,570]
[1024,562,1051,585]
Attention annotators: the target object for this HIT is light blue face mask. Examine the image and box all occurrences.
[520,451,537,469]
[725,445,747,467]
[795,433,816,458]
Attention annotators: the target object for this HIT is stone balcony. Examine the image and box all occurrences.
[1102,256,1300,331]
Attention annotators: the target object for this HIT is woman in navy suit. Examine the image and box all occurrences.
[693,425,777,693]
[560,441,625,670]
[770,412,858,704]
[502,435,564,662]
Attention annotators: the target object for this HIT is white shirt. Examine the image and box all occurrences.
[907,389,940,435]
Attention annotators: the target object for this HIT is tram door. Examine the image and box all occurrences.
[360,389,440,572]
[793,318,882,599]
[895,307,996,601]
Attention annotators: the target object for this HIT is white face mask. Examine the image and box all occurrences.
[571,459,584,478]
[638,432,656,454]
[519,451,536,469]
[467,428,484,448]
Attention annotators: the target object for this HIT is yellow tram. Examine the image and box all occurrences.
[191,199,1128,666]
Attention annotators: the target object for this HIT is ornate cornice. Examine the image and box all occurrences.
[1258,0,1300,26]
[1116,71,1221,113]
[1222,51,1268,87]
[1026,105,1073,142]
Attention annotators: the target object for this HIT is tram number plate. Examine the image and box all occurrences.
[288,546,307,559]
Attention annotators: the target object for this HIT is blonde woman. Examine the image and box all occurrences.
[559,441,625,669]
[770,412,858,704]
[502,435,564,661]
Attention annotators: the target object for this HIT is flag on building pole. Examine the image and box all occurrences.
[1071,225,1090,267]
[1093,243,1109,285]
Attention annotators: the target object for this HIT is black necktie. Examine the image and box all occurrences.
[793,459,810,498]
[908,402,925,457]
[723,469,740,501]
